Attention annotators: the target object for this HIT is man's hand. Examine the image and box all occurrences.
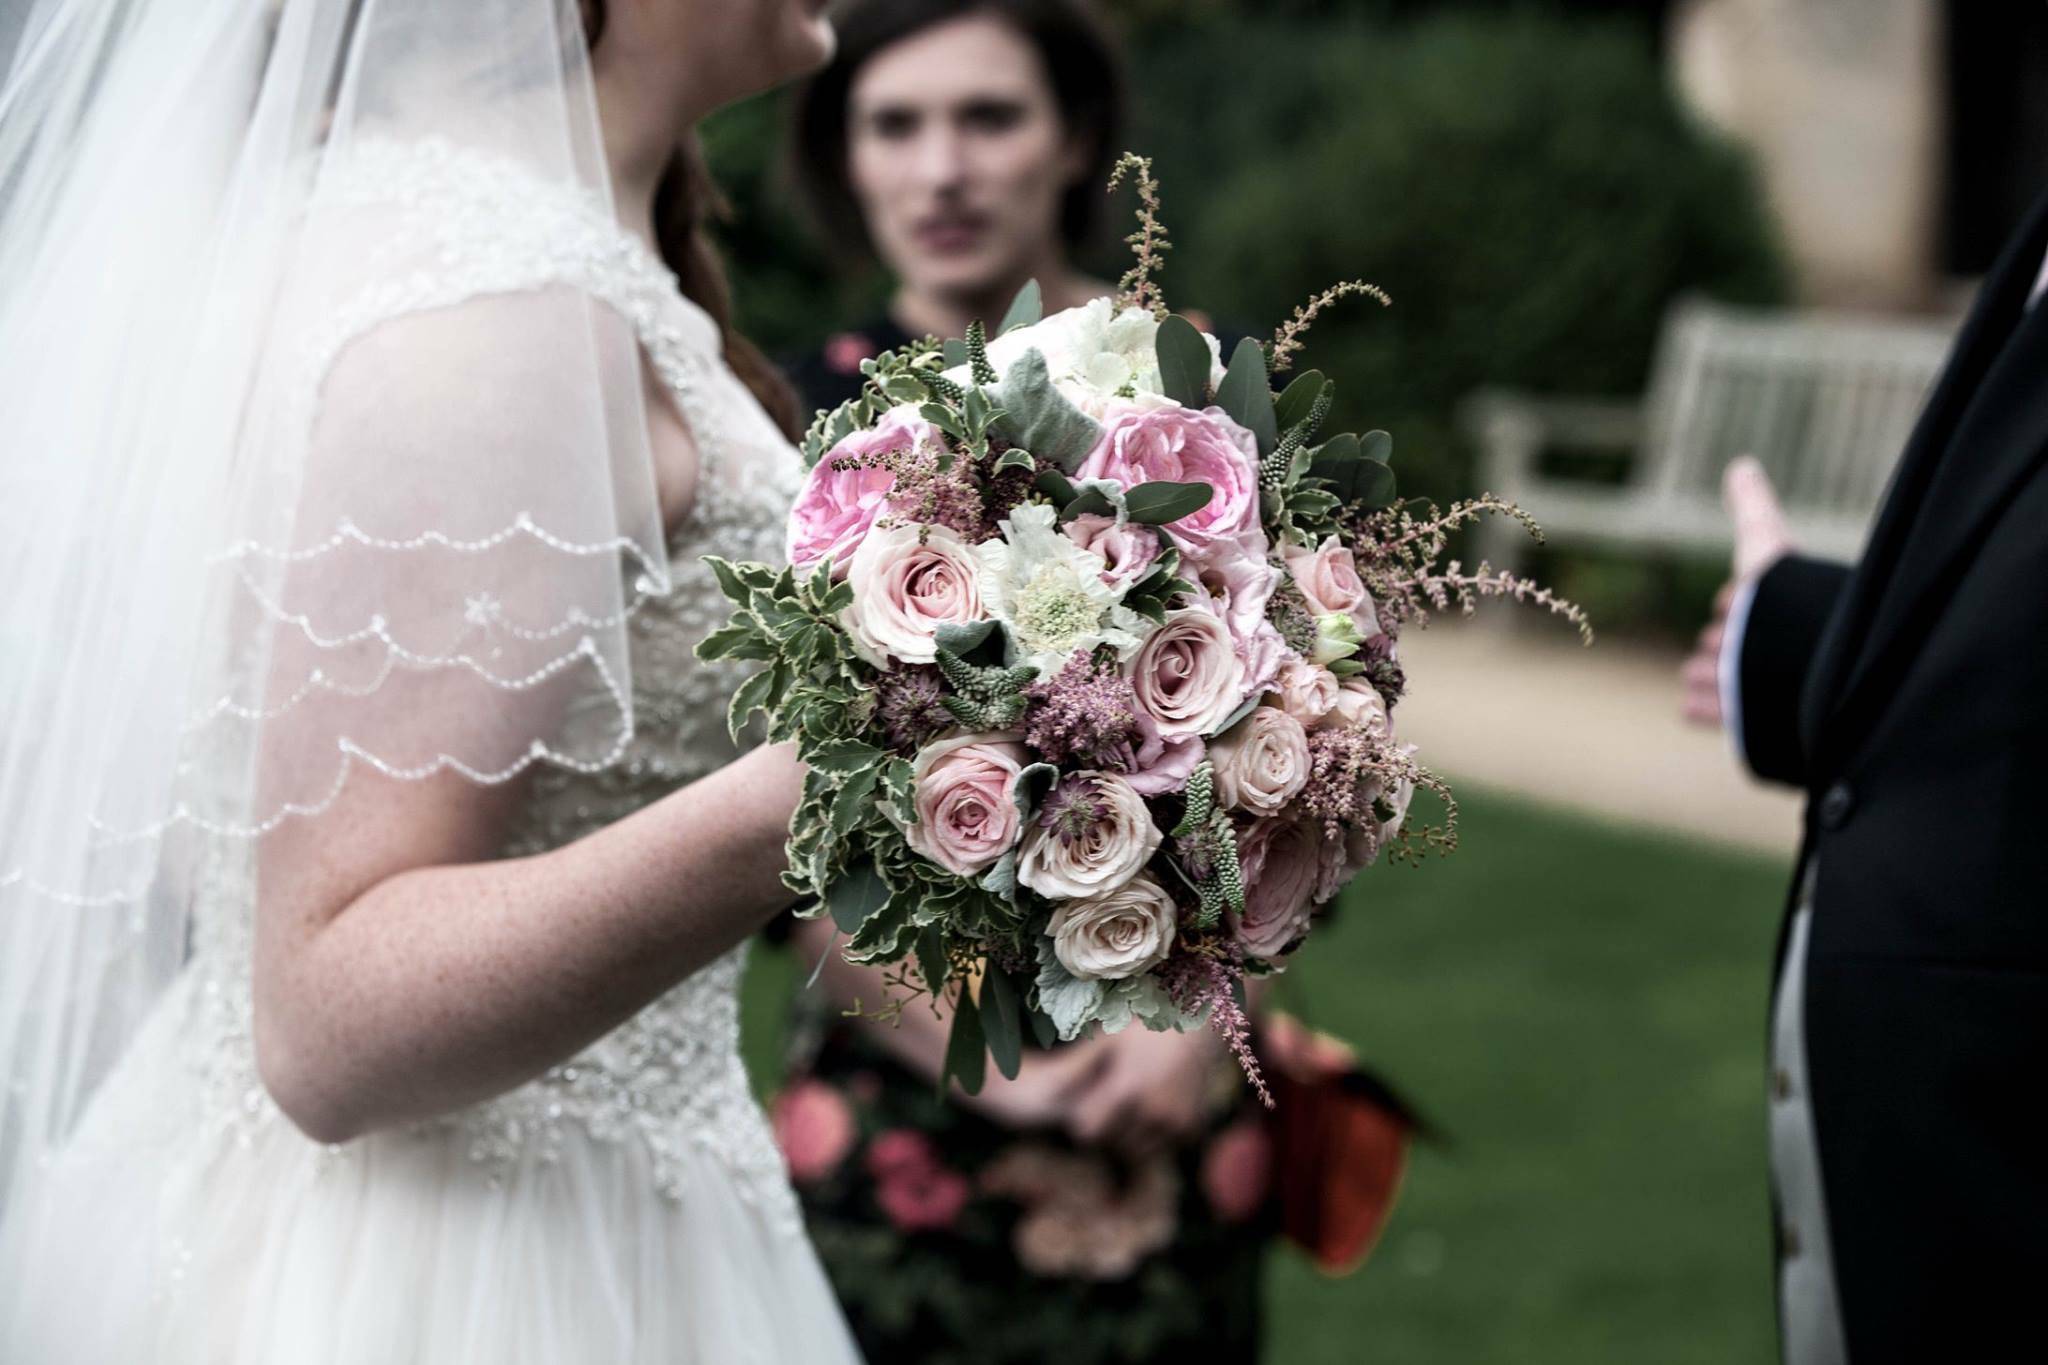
[1683,456,1794,727]
[1063,1023,1230,1155]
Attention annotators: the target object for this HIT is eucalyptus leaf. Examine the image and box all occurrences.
[1034,468,1078,507]
[1058,486,1120,524]
[1215,337,1278,454]
[941,338,969,370]
[1122,480,1213,526]
[1362,429,1393,463]
[943,989,988,1096]
[1154,314,1213,409]
[990,349,1103,474]
[1274,369,1329,433]
[983,967,1025,1080]
[1206,691,1264,739]
[997,278,1043,334]
[826,860,890,935]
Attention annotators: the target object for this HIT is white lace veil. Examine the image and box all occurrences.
[0,0,667,1215]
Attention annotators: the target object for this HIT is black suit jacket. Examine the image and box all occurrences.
[1737,186,2048,1359]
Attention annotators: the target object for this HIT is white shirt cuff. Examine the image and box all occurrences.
[1720,574,1762,772]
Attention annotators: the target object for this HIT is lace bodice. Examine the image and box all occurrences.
[183,140,806,1223]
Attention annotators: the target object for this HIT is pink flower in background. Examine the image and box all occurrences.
[771,1080,854,1184]
[867,1127,971,1232]
[1201,1119,1274,1223]
[1063,513,1161,591]
[1124,607,1245,739]
[840,521,984,666]
[866,1128,938,1182]
[903,733,1029,877]
[786,408,938,575]
[1078,402,1260,564]
[1231,816,1324,959]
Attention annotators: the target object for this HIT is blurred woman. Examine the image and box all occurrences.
[773,5,1275,1362]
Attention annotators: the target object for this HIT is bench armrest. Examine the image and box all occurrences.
[1459,388,1643,499]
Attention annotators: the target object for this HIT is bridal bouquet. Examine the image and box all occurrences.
[701,157,1586,1098]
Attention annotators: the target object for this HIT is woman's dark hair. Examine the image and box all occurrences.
[790,0,1127,262]
[580,0,803,440]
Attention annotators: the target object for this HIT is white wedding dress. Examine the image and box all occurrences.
[0,139,862,1364]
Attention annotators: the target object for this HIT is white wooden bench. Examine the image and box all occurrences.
[1463,297,1957,577]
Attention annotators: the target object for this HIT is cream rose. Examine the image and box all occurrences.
[840,522,985,666]
[903,733,1029,876]
[1269,657,1340,726]
[1124,607,1246,739]
[1208,705,1311,816]
[1281,535,1370,618]
[1315,679,1390,736]
[1018,772,1163,900]
[1048,872,1179,981]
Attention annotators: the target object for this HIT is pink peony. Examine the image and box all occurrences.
[866,1128,939,1181]
[771,1080,855,1184]
[1063,513,1162,591]
[840,521,984,666]
[1077,402,1261,564]
[1124,607,1246,740]
[902,733,1029,877]
[786,409,940,575]
[1201,1119,1274,1223]
[1231,816,1326,959]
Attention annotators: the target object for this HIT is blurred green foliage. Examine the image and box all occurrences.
[703,1,1785,527]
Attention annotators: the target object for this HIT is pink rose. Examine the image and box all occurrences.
[1316,679,1390,736]
[840,521,984,666]
[1208,706,1311,816]
[1231,816,1326,959]
[1077,402,1260,564]
[771,1080,855,1184]
[1201,1119,1274,1223]
[1280,534,1377,628]
[1269,657,1339,726]
[1064,513,1161,591]
[1124,607,1246,739]
[903,732,1029,876]
[786,409,940,575]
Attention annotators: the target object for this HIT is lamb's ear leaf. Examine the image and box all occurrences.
[998,279,1043,334]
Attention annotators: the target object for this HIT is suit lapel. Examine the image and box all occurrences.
[1801,189,2048,770]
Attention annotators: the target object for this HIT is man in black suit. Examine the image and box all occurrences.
[1684,188,2048,1362]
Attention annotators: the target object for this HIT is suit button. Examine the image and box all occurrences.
[1782,1220,1803,1258]
[1772,1068,1793,1101]
[1817,782,1854,831]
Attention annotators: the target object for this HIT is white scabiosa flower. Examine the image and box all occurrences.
[974,502,1153,676]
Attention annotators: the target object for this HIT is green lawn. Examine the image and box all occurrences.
[741,786,1792,1363]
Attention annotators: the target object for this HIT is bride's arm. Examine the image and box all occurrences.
[254,739,805,1146]
[248,295,801,1144]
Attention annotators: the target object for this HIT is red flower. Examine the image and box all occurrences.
[1200,1118,1274,1223]
[876,1162,972,1233]
[865,1127,938,1182]
[825,332,876,375]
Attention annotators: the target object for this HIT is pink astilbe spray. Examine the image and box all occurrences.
[1301,720,1458,862]
[1160,949,1271,1108]
[829,437,985,543]
[1347,495,1594,644]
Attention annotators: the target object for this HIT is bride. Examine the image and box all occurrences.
[0,0,865,1359]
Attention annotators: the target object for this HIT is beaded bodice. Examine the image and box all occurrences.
[183,139,806,1221]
